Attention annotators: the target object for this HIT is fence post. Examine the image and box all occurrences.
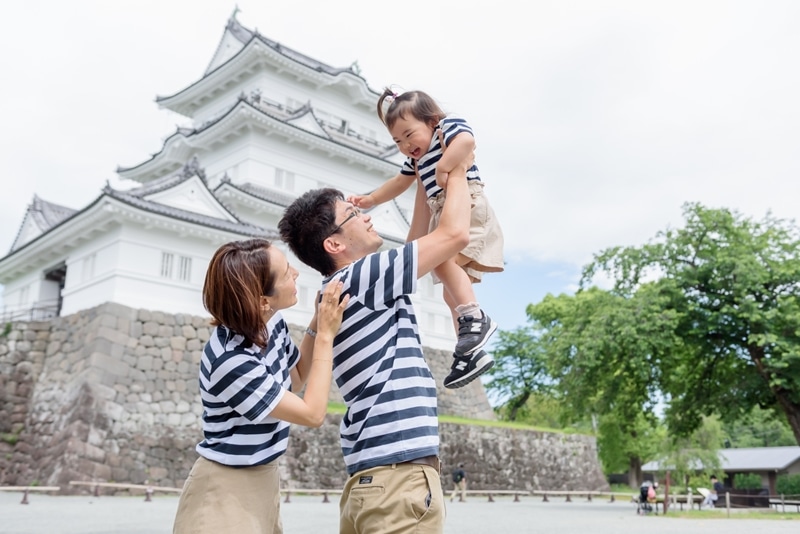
[725,491,730,518]
[781,493,785,513]
[20,489,29,505]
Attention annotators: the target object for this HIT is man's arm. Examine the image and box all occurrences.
[415,160,470,277]
[406,178,430,242]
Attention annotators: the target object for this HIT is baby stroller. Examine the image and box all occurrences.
[636,481,657,515]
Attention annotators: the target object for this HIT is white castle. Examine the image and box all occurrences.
[0,13,455,351]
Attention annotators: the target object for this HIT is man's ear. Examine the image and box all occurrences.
[323,235,345,256]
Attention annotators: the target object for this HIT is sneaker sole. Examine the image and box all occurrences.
[457,319,498,356]
[443,354,495,389]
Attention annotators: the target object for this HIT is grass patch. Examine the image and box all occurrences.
[326,403,583,435]
[666,509,800,520]
[1,432,19,445]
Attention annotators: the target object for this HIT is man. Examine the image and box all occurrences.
[702,475,724,509]
[450,463,467,502]
[278,164,472,533]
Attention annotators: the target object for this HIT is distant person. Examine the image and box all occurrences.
[278,155,474,533]
[172,238,348,534]
[702,475,724,509]
[347,88,504,389]
[450,463,467,502]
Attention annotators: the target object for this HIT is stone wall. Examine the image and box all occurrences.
[0,303,607,492]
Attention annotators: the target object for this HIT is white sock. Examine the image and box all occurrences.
[455,302,481,318]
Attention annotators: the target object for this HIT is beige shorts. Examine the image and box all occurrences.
[172,456,283,534]
[427,180,505,283]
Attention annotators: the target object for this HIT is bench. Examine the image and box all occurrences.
[0,485,61,504]
[669,494,704,511]
[769,498,800,512]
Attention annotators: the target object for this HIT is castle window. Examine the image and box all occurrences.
[178,256,192,282]
[161,252,174,278]
[275,168,295,191]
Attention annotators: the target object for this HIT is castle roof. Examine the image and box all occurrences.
[117,94,397,183]
[155,13,377,118]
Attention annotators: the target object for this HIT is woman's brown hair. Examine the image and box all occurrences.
[202,238,276,347]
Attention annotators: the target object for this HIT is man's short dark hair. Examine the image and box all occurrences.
[278,188,343,276]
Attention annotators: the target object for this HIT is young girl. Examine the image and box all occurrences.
[172,238,348,534]
[347,88,504,389]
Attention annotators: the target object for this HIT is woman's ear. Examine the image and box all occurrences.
[260,295,271,314]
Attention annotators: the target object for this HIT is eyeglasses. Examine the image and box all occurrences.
[329,206,361,236]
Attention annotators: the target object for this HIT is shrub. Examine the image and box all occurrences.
[776,474,800,497]
[733,473,763,490]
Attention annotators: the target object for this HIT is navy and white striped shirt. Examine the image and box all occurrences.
[400,115,480,199]
[196,313,300,466]
[321,241,439,475]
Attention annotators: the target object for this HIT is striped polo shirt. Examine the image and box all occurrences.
[400,115,480,199]
[196,313,300,466]
[321,241,439,475]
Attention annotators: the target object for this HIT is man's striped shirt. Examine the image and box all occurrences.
[196,314,300,466]
[321,241,439,475]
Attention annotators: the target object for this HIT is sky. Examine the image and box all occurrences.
[1,0,799,333]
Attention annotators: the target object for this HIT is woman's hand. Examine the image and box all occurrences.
[316,280,348,339]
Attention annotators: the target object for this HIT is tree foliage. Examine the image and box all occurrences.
[582,203,800,444]
[484,327,552,421]
[722,405,797,447]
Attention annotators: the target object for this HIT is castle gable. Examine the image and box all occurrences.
[10,196,77,252]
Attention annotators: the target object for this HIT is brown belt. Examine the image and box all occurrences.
[403,455,440,472]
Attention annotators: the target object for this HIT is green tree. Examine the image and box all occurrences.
[659,415,724,491]
[583,203,800,444]
[527,285,682,484]
[485,327,552,421]
[722,405,797,447]
[596,412,664,485]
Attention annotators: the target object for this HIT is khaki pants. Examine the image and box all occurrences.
[450,480,466,502]
[173,456,283,534]
[340,462,444,534]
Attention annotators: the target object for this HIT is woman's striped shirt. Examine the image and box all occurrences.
[196,314,300,466]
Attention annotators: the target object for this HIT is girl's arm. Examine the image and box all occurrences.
[406,177,430,242]
[348,172,415,209]
[270,281,349,427]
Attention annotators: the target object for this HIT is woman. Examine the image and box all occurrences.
[173,238,348,534]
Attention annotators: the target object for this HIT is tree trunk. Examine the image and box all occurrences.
[775,391,800,446]
[749,345,800,445]
[628,456,643,488]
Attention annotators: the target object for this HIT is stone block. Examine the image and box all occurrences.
[88,352,130,379]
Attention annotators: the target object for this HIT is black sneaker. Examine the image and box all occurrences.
[454,312,497,356]
[443,350,494,389]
